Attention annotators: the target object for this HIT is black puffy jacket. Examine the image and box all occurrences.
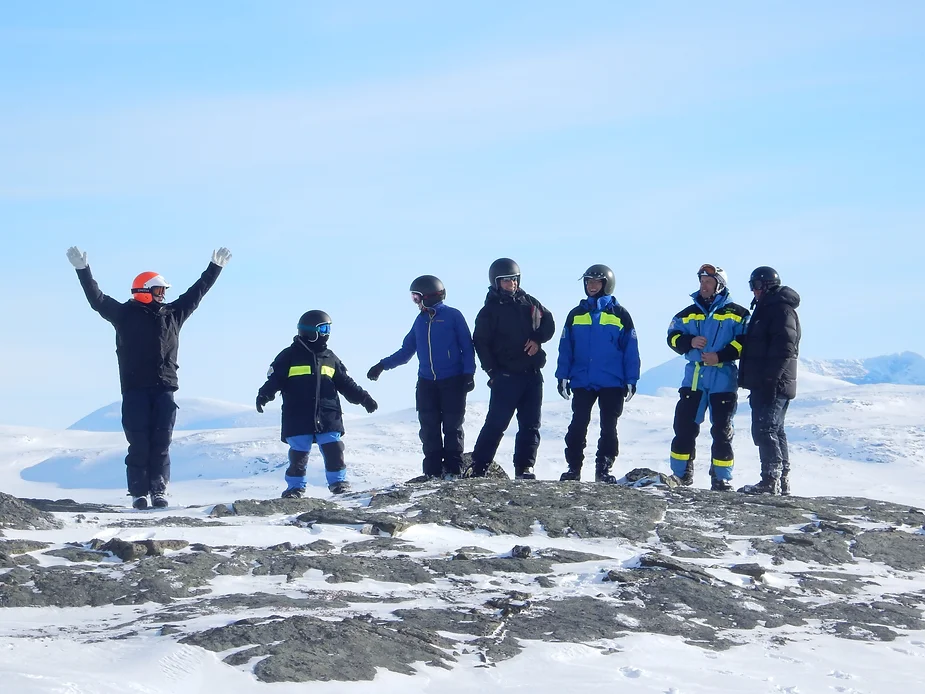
[258,338,372,441]
[76,263,222,393]
[473,287,555,374]
[738,286,802,400]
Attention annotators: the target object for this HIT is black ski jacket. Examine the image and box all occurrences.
[76,263,222,393]
[473,287,556,375]
[258,338,372,441]
[738,286,802,400]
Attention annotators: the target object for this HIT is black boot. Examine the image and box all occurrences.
[515,466,536,480]
[680,460,694,486]
[737,477,781,495]
[559,467,581,481]
[595,458,617,484]
[780,473,791,496]
[709,468,732,492]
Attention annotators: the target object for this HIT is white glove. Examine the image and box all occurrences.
[66,246,88,270]
[211,247,232,267]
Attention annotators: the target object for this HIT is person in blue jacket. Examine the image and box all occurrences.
[666,264,750,491]
[367,275,476,479]
[556,264,640,484]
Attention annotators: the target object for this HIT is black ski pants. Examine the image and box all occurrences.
[749,395,791,481]
[564,387,625,469]
[472,370,543,474]
[670,388,737,482]
[122,387,178,497]
[416,376,467,476]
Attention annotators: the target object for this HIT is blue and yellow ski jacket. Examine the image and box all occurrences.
[666,290,750,393]
[556,295,640,389]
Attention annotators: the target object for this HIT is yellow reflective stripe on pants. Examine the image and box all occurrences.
[712,458,734,467]
[670,451,691,461]
[289,366,312,377]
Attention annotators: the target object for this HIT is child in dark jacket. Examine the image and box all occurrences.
[366,275,476,479]
[256,310,378,496]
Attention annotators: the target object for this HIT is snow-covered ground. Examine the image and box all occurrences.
[2,382,924,693]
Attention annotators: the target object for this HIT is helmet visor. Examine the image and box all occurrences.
[697,263,717,278]
[299,322,331,335]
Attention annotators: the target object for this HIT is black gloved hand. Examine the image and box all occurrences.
[363,396,379,414]
[256,394,270,413]
[624,384,636,402]
[463,374,475,393]
[557,378,571,400]
[367,362,385,381]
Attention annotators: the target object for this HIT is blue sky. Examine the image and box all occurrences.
[2,1,924,428]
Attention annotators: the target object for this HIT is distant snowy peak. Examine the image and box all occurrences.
[800,351,925,386]
[68,397,269,432]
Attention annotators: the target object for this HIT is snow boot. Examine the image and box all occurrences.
[150,493,169,509]
[738,477,781,496]
[559,467,581,482]
[680,460,694,486]
[442,473,460,481]
[132,496,148,510]
[515,467,536,480]
[328,481,351,495]
[281,487,305,499]
[595,458,617,485]
[711,479,733,492]
[780,470,791,496]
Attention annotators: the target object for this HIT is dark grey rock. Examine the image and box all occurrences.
[852,529,925,571]
[0,492,62,530]
[730,563,766,579]
[233,498,337,517]
[0,539,51,554]
[43,547,105,563]
[511,545,531,559]
[17,497,122,514]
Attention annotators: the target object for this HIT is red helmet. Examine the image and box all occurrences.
[131,271,171,304]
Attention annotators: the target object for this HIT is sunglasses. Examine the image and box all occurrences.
[298,322,331,335]
[496,275,519,283]
[151,286,167,297]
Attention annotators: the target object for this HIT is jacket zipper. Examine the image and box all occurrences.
[427,314,437,379]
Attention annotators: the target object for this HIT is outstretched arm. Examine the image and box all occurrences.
[171,248,231,325]
[68,247,123,324]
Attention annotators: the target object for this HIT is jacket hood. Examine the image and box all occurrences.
[293,336,330,355]
[764,285,801,309]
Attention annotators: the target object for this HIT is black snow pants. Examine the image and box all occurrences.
[122,387,178,497]
[416,376,468,477]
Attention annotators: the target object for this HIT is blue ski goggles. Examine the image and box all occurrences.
[298,322,331,335]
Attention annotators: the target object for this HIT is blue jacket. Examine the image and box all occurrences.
[380,303,476,381]
[666,290,750,393]
[556,295,640,389]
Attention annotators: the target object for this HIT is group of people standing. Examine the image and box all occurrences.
[66,247,800,508]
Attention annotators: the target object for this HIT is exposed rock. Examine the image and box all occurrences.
[17,498,122,514]
[0,539,51,554]
[0,492,62,530]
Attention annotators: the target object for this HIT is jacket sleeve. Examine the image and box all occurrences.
[76,267,124,324]
[333,359,372,406]
[472,306,496,374]
[765,305,800,389]
[666,309,694,356]
[619,309,642,384]
[555,310,575,380]
[380,324,416,370]
[455,310,476,375]
[530,298,556,344]
[170,261,222,326]
[715,308,750,363]
[258,349,289,400]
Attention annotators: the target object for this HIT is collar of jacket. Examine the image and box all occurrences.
[293,336,329,355]
[486,287,526,305]
[691,288,730,312]
[583,294,617,312]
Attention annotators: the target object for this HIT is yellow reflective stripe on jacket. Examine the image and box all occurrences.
[681,313,705,323]
[730,339,743,356]
[288,365,336,378]
[572,313,592,326]
[712,458,734,468]
[691,362,701,391]
[713,312,744,323]
[670,451,691,461]
[599,313,623,329]
[670,333,681,348]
